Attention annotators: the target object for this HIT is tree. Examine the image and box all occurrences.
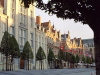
[58,49,64,60]
[82,56,86,64]
[58,49,65,68]
[9,35,20,71]
[1,31,11,71]
[70,54,76,68]
[63,52,68,62]
[47,48,55,68]
[36,46,46,70]
[22,0,99,74]
[22,41,33,70]
[86,56,92,68]
[75,55,80,68]
[91,57,95,63]
[75,55,80,63]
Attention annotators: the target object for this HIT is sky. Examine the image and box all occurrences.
[35,0,94,39]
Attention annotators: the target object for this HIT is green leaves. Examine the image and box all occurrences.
[9,35,20,58]
[22,0,97,29]
[75,55,80,63]
[47,48,55,62]
[86,56,92,64]
[22,41,33,60]
[36,46,46,60]
[1,31,11,56]
[82,56,86,63]
[21,0,35,8]
[70,54,76,64]
[58,49,65,60]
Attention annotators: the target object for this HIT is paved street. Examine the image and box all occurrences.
[0,68,95,75]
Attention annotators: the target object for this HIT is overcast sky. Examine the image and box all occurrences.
[35,1,94,39]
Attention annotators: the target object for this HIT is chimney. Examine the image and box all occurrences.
[0,0,4,8]
[36,16,41,25]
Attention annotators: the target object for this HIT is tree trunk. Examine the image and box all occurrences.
[2,54,4,71]
[26,60,27,70]
[10,56,13,71]
[10,60,11,71]
[39,61,40,70]
[68,62,69,68]
[6,55,8,71]
[41,60,42,70]
[43,60,44,70]
[28,59,29,70]
[50,61,51,69]
[30,60,31,70]
[51,61,53,69]
[94,30,100,75]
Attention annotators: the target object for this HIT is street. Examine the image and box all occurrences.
[0,68,95,75]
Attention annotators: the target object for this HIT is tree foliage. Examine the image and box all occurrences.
[22,41,33,60]
[9,35,20,58]
[47,48,55,62]
[22,0,97,29]
[70,54,76,64]
[86,56,92,64]
[82,56,86,63]
[22,41,33,70]
[63,52,68,61]
[1,31,11,70]
[1,31,10,55]
[58,49,64,60]
[75,55,80,63]
[8,35,20,71]
[36,46,46,60]
[36,46,46,70]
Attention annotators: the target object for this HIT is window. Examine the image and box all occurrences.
[23,30,26,45]
[31,11,33,26]
[12,9,15,19]
[31,33,34,48]
[2,23,6,32]
[19,29,27,46]
[11,26,15,36]
[20,5,25,25]
[20,29,23,45]
[10,0,14,18]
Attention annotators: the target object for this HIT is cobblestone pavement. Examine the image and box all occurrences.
[0,68,95,75]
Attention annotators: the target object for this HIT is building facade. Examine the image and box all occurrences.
[0,0,48,70]
[36,16,62,68]
[35,22,48,70]
[83,39,95,60]
[36,16,61,57]
[61,31,83,56]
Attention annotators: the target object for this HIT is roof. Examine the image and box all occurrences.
[82,39,94,44]
[41,22,49,30]
[61,34,68,38]
[41,22,49,27]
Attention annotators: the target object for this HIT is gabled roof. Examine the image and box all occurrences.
[41,22,49,30]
